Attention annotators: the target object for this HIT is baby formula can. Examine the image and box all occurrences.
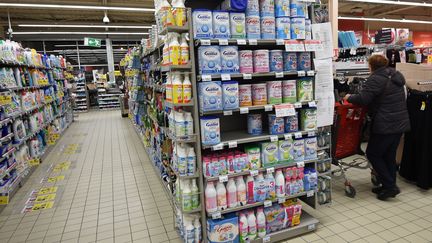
[239,50,254,73]
[267,81,283,104]
[253,49,270,73]
[259,0,275,17]
[283,52,297,71]
[290,0,307,17]
[268,114,285,135]
[239,84,253,106]
[198,46,221,74]
[246,15,261,39]
[275,0,290,17]
[247,114,263,135]
[285,113,299,132]
[260,16,276,39]
[213,10,230,39]
[298,52,311,71]
[276,17,291,39]
[246,0,260,16]
[282,80,297,103]
[252,83,268,105]
[193,9,213,39]
[290,17,306,39]
[222,81,239,110]
[220,46,240,73]
[229,12,246,39]
[270,50,284,72]
[200,116,221,146]
[305,19,312,40]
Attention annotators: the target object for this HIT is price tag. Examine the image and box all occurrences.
[243,73,252,80]
[308,224,316,230]
[221,74,231,81]
[0,95,12,105]
[294,132,303,139]
[237,39,247,45]
[276,39,285,45]
[275,72,284,78]
[250,170,259,177]
[201,75,212,81]
[228,141,238,148]
[284,133,292,140]
[297,71,306,77]
[285,40,305,52]
[219,175,229,183]
[270,135,278,142]
[308,101,317,107]
[212,212,222,219]
[278,197,286,204]
[264,200,272,207]
[307,70,315,76]
[266,167,275,173]
[304,40,324,52]
[264,105,273,112]
[212,143,224,151]
[201,39,211,45]
[294,102,302,108]
[249,39,258,45]
[240,107,249,114]
[296,161,305,168]
[307,190,315,197]
[219,39,229,45]
[0,195,9,205]
[308,131,315,137]
[223,110,233,116]
[275,104,296,117]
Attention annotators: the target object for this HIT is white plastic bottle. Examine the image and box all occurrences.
[275,169,285,198]
[162,34,171,66]
[172,73,183,104]
[266,172,276,200]
[168,109,175,132]
[246,175,255,204]
[191,179,199,209]
[166,73,173,102]
[187,146,196,176]
[182,74,192,104]
[184,112,194,135]
[257,207,266,238]
[247,211,257,240]
[172,0,187,27]
[236,176,247,206]
[177,144,187,176]
[169,33,181,65]
[175,112,186,136]
[184,217,195,242]
[205,182,217,213]
[239,213,249,242]
[226,178,238,208]
[175,178,181,202]
[194,217,202,243]
[216,181,227,211]
[182,180,192,211]
[180,34,190,64]
[159,0,174,27]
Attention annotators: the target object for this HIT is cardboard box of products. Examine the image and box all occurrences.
[396,63,432,92]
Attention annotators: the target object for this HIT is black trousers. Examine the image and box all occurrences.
[366,133,402,189]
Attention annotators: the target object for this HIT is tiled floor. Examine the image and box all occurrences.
[0,110,431,243]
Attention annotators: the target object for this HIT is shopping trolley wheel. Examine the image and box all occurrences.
[345,184,356,198]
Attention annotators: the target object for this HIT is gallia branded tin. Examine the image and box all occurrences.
[239,50,254,73]
[253,49,270,73]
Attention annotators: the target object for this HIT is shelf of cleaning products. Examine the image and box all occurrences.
[13,117,58,148]
[0,62,54,70]
[164,100,194,109]
[98,93,121,97]
[0,161,17,178]
[205,159,318,182]
[7,100,55,120]
[197,70,316,82]
[200,101,314,116]
[0,118,12,128]
[172,169,200,179]
[1,147,16,158]
[202,129,318,150]
[174,198,202,214]
[160,63,192,72]
[195,39,300,47]
[0,133,14,143]
[160,24,190,35]
[166,131,197,143]
[250,212,319,243]
[0,84,54,92]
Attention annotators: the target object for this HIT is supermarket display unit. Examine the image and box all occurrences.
[73,74,89,113]
[0,42,74,206]
[95,74,122,110]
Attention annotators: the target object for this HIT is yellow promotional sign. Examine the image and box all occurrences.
[35,194,56,203]
[0,95,12,105]
[38,186,58,195]
[0,195,9,205]
[28,158,40,166]
[47,175,65,183]
[32,201,54,211]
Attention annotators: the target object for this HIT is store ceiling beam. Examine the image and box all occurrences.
[344,0,432,8]
[373,6,417,16]
[0,2,155,12]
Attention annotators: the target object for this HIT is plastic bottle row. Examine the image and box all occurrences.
[165,73,192,104]
[1,87,58,117]
[198,79,314,112]
[154,0,187,30]
[175,211,202,243]
[168,110,194,137]
[172,143,196,176]
[175,178,200,212]
[0,67,60,89]
[161,33,190,66]
[205,168,317,213]
[198,46,311,74]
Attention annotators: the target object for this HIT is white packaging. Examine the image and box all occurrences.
[259,0,275,17]
[198,81,223,112]
[246,0,260,16]
[247,114,263,135]
[260,16,276,39]
[220,46,240,73]
[229,12,246,39]
[246,15,261,39]
[291,17,306,40]
[275,0,290,17]
[239,50,254,73]
[198,46,221,74]
[213,10,230,39]
[267,81,282,104]
[193,9,213,39]
[305,19,312,40]
[200,116,221,146]
[276,17,291,39]
[290,0,307,17]
[222,81,239,110]
[253,49,270,73]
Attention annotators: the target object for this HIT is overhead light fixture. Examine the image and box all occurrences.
[103,12,110,23]
[12,32,149,35]
[54,44,131,47]
[0,3,155,12]
[345,0,432,8]
[338,16,432,24]
[18,24,152,29]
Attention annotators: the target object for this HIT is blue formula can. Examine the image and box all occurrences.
[269,50,284,72]
[268,114,285,135]
[290,0,307,18]
[283,52,298,71]
[248,114,263,135]
[285,113,299,133]
[291,17,306,40]
[298,52,311,71]
[276,17,291,39]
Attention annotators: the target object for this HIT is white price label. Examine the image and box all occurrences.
[228,141,238,148]
[270,135,279,142]
[212,212,222,219]
[237,39,247,45]
[219,175,228,183]
[240,107,249,114]
[304,40,324,52]
[284,133,292,140]
[213,143,224,151]
[294,102,302,108]
[263,236,271,243]
[275,72,284,78]
[308,101,317,107]
[297,161,305,168]
[307,190,314,197]
[201,39,211,46]
[250,170,259,176]
[243,73,252,80]
[294,132,303,139]
[285,40,305,52]
[202,75,212,81]
[308,224,316,231]
[275,104,296,117]
[249,39,258,45]
[276,39,285,45]
[278,197,286,204]
[264,200,272,207]
[221,74,231,81]
[266,167,275,173]
[297,71,306,77]
[219,39,229,45]
[308,131,316,137]
[264,105,273,112]
[307,70,315,76]
[223,110,233,116]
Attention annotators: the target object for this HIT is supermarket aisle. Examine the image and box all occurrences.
[0,111,178,243]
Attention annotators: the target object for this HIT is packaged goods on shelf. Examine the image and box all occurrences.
[299,108,317,131]
[213,11,231,39]
[230,12,247,39]
[193,9,213,39]
[200,116,221,146]
[221,0,248,11]
[207,213,239,243]
[198,46,222,74]
[199,81,223,112]
[222,81,239,110]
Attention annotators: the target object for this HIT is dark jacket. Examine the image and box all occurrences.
[348,67,410,134]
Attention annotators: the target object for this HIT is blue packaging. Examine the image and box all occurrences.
[304,137,317,160]
[260,16,276,39]
[269,50,283,72]
[292,138,305,161]
[290,0,307,17]
[275,0,290,17]
[222,81,239,110]
[291,17,306,39]
[207,214,239,243]
[276,17,291,39]
[221,0,248,11]
[285,113,299,133]
[247,114,263,135]
[220,46,240,73]
[193,9,214,39]
[200,116,221,146]
[213,11,231,39]
[268,114,285,135]
[246,15,261,39]
[246,0,260,16]
[198,46,221,74]
[297,52,311,71]
[199,81,223,112]
[260,0,275,17]
[283,52,297,71]
[305,19,312,40]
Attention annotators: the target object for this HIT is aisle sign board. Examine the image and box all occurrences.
[84,37,101,47]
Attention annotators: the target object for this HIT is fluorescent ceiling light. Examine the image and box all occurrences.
[54,44,133,47]
[338,16,432,24]
[0,3,155,12]
[13,32,149,35]
[18,24,152,29]
[345,0,432,7]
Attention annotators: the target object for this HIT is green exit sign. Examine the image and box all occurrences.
[84,37,101,47]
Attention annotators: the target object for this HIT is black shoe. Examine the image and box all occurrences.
[372,187,383,194]
[377,187,400,201]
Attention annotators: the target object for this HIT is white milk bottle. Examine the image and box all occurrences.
[216,181,227,211]
[205,182,217,213]
[191,179,199,209]
[275,169,285,197]
[184,112,194,135]
[194,217,202,243]
[182,74,192,104]
[182,180,192,211]
[187,146,196,176]
[248,211,257,240]
[226,178,238,208]
[236,176,247,206]
[257,207,266,238]
[239,213,249,242]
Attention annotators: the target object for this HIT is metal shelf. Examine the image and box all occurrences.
[164,100,194,109]
[200,101,313,115]
[0,84,54,91]
[160,63,192,72]
[160,24,190,35]
[197,70,316,81]
[195,39,289,46]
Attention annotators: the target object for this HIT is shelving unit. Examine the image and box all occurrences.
[73,75,89,112]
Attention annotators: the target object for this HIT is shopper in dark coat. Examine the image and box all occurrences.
[344,54,410,201]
